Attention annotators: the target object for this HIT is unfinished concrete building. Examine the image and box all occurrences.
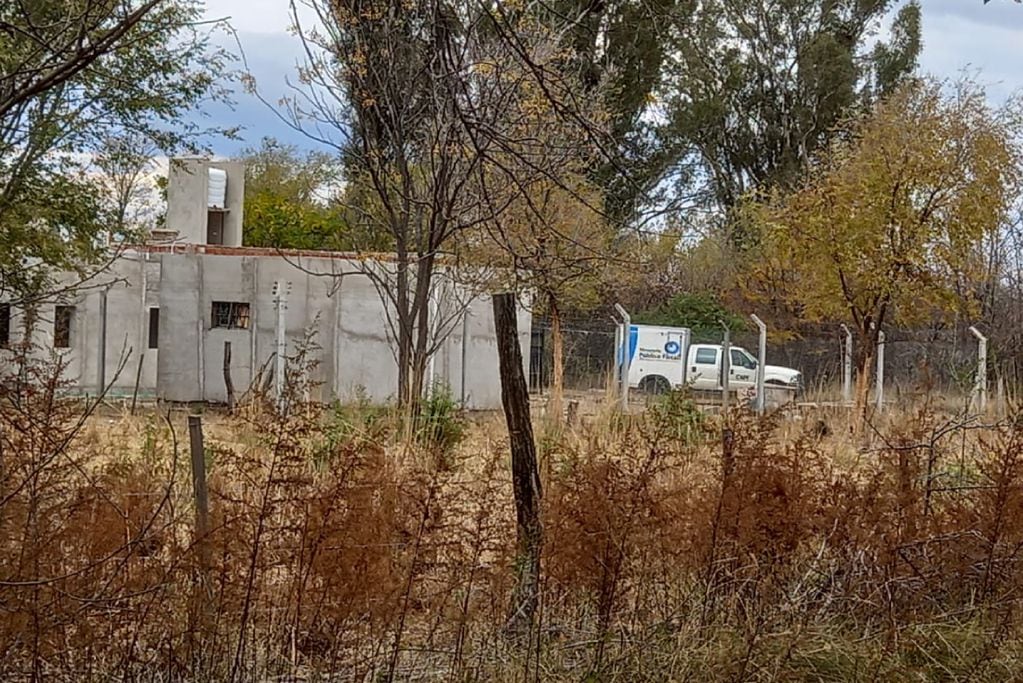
[0,158,530,409]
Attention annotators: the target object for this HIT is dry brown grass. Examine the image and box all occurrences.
[5,353,1023,680]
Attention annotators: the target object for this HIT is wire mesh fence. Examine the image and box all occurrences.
[529,317,616,393]
[531,313,1019,409]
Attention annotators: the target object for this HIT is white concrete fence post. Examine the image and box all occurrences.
[98,287,108,395]
[969,326,988,414]
[750,314,767,415]
[460,308,470,405]
[614,304,631,411]
[840,323,853,405]
[997,375,1006,418]
[426,289,438,399]
[273,280,290,411]
[721,320,731,413]
[613,318,623,398]
[875,329,885,413]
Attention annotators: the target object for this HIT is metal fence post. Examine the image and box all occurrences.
[875,330,885,413]
[721,321,731,413]
[840,324,853,405]
[614,304,631,411]
[750,314,767,415]
[969,326,987,413]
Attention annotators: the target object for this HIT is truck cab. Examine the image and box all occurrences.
[686,344,800,392]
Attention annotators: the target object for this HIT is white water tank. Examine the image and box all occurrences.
[207,167,227,209]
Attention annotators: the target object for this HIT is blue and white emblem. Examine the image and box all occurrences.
[664,340,680,355]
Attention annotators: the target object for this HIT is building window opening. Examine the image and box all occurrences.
[211,301,250,329]
[0,303,10,347]
[54,305,74,348]
[148,307,160,348]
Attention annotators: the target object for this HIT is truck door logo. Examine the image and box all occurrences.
[664,341,680,356]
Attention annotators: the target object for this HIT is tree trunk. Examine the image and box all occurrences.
[396,244,412,409]
[396,247,434,419]
[853,330,875,434]
[410,252,435,409]
[549,294,564,423]
[492,292,542,637]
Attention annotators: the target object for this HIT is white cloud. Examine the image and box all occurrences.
[915,1,1023,102]
[204,0,318,36]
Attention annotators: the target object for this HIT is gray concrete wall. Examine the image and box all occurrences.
[6,248,530,411]
[332,271,399,403]
[253,254,340,402]
[438,292,532,410]
[155,254,201,401]
[0,254,161,399]
[156,251,530,409]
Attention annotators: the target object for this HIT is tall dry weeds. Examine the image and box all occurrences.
[7,343,1023,680]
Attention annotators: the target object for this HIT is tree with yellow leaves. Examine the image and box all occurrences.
[748,79,1021,425]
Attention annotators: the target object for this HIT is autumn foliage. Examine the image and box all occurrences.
[747,79,1022,424]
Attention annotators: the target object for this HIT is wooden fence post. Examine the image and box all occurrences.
[188,414,211,570]
[492,292,542,636]
[130,351,145,415]
[223,341,235,412]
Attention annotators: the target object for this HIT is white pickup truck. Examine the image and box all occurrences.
[620,324,802,396]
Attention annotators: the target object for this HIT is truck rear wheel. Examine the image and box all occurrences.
[638,375,672,395]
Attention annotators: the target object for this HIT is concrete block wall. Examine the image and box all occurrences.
[155,252,531,408]
[0,256,161,399]
[4,248,530,411]
[252,253,342,403]
[155,250,530,409]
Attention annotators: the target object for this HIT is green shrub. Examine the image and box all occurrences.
[649,387,705,444]
[415,384,466,466]
[312,388,393,468]
[633,291,746,341]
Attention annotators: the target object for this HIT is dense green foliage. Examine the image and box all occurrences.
[241,139,343,250]
[0,0,230,299]
[634,291,746,340]
[549,0,922,226]
[547,0,683,223]
[661,1,922,219]
[240,138,396,251]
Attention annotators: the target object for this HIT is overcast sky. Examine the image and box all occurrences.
[197,0,1023,156]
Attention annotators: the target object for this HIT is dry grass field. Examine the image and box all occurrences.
[4,364,1023,681]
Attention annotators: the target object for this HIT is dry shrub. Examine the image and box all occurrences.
[8,344,1023,681]
[0,353,182,680]
[544,425,689,639]
[537,404,1023,680]
[0,348,515,681]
